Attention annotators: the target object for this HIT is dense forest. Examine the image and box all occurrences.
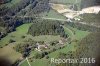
[66,21,100,32]
[15,40,36,57]
[28,20,68,38]
[80,13,100,25]
[0,0,50,16]
[81,0,100,9]
[77,33,100,66]
[0,0,50,40]
[0,17,24,39]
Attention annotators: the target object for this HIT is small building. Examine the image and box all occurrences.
[35,42,48,51]
[59,38,67,45]
[59,40,64,45]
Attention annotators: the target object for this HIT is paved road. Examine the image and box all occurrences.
[26,57,32,66]
[0,16,100,28]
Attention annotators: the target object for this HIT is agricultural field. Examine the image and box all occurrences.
[30,9,67,20]
[0,44,22,63]
[31,35,61,43]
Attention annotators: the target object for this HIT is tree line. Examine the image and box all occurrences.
[28,20,68,38]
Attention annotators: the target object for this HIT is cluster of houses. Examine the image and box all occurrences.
[35,38,67,52]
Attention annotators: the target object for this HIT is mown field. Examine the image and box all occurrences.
[30,35,61,43]
[0,44,22,63]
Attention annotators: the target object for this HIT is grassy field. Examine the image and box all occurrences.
[30,59,50,66]
[20,59,50,66]
[26,35,61,43]
[0,23,32,47]
[63,26,75,39]
[0,45,22,63]
[39,9,67,20]
[48,43,76,58]
[66,26,90,40]
[48,26,90,58]
[0,23,32,63]
[20,60,29,66]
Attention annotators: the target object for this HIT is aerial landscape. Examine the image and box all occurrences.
[0,0,100,66]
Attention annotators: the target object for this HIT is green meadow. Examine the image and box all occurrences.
[0,23,32,47]
[39,9,67,20]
